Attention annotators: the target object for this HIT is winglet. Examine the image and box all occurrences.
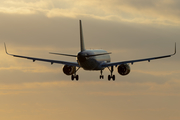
[4,43,9,55]
[172,42,176,56]
[4,43,13,56]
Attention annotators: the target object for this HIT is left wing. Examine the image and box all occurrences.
[102,43,176,67]
[4,44,80,67]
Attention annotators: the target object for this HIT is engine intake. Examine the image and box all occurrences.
[117,64,130,76]
[63,65,76,75]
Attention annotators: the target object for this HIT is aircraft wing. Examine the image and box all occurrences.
[4,44,80,67]
[102,43,176,67]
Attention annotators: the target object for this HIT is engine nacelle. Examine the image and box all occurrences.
[63,65,76,75]
[117,64,130,76]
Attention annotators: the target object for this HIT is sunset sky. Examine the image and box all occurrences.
[0,0,180,120]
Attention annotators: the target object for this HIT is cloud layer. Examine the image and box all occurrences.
[0,0,180,25]
[0,1,180,120]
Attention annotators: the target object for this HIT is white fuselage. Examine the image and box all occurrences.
[77,49,110,70]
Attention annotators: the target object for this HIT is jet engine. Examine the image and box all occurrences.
[63,65,76,75]
[117,64,130,76]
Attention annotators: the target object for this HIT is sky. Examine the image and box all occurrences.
[0,0,180,120]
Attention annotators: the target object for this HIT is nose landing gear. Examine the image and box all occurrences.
[100,70,104,79]
[71,75,79,81]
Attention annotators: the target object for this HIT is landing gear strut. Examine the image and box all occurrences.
[108,66,115,81]
[71,67,80,81]
[100,70,104,79]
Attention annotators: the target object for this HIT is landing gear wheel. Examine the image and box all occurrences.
[108,75,111,81]
[99,70,104,79]
[100,75,104,79]
[71,75,74,81]
[76,75,79,81]
[108,75,115,81]
[108,66,115,81]
[70,67,80,81]
[112,75,115,81]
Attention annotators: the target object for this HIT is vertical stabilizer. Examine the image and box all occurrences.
[79,20,85,51]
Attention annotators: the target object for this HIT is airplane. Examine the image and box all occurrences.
[4,20,176,81]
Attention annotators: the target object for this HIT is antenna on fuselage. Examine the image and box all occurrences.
[79,20,86,52]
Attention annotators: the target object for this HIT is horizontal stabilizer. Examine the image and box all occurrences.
[49,52,111,57]
[49,52,77,57]
[86,52,112,57]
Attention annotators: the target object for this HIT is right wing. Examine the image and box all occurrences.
[102,43,176,67]
[4,43,80,67]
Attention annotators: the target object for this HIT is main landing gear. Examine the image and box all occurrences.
[71,67,80,81]
[108,66,115,81]
[99,66,115,81]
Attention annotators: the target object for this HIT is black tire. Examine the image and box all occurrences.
[100,75,104,79]
[108,75,111,81]
[71,75,74,81]
[76,75,79,81]
[112,75,115,81]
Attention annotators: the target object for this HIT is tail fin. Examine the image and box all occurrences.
[79,20,85,51]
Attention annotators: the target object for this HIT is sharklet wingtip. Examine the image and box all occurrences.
[4,43,8,54]
[174,42,176,55]
[171,42,176,56]
[4,43,13,55]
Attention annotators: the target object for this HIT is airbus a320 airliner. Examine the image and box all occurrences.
[4,20,176,81]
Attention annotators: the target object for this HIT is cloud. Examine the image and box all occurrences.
[87,79,180,97]
[0,80,176,96]
[0,7,36,15]
[0,66,61,73]
[4,0,50,8]
[0,0,51,15]
[0,81,77,95]
[134,70,180,76]
[46,0,180,25]
[46,8,77,18]
[0,81,74,90]
[0,0,180,25]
